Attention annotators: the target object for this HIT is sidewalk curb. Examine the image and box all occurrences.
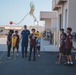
[43,45,59,52]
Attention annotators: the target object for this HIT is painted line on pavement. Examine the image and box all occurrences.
[0,51,16,64]
[0,58,16,64]
[0,51,5,60]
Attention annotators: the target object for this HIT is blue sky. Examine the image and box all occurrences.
[0,0,52,26]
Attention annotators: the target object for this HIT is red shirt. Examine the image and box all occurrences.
[65,34,72,49]
[7,33,12,45]
[29,34,37,46]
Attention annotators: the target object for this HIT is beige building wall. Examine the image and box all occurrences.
[68,0,76,47]
[40,11,58,46]
[62,1,68,31]
[57,8,63,31]
[68,0,76,32]
[54,0,76,32]
[45,19,51,31]
[40,11,57,32]
[51,18,57,31]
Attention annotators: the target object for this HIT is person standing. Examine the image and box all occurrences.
[60,29,64,35]
[15,31,20,55]
[7,30,14,59]
[29,28,37,61]
[12,34,17,58]
[36,31,41,57]
[50,31,53,44]
[57,28,65,58]
[65,27,73,65]
[56,33,67,64]
[21,25,30,58]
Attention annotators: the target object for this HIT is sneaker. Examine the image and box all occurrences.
[70,62,73,65]
[38,55,40,57]
[67,62,70,64]
[64,62,69,65]
[65,62,71,65]
[55,62,60,64]
[17,53,19,56]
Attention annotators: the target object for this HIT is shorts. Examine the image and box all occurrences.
[36,46,40,50]
[59,49,65,54]
[59,47,65,54]
[13,44,19,50]
[13,46,16,50]
[65,49,71,55]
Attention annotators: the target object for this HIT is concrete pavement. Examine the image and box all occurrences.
[0,52,76,75]
[0,38,76,75]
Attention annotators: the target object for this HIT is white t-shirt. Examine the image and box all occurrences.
[36,37,41,46]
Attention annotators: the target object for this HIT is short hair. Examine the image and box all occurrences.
[24,25,27,27]
[67,27,72,32]
[60,28,64,31]
[15,30,18,33]
[63,33,67,37]
[31,28,35,31]
[37,31,39,33]
[9,29,14,34]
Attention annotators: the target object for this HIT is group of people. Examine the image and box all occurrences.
[7,25,75,64]
[7,30,19,58]
[56,27,74,65]
[7,25,41,61]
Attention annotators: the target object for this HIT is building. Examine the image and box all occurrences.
[52,0,76,32]
[52,0,76,47]
[0,26,22,37]
[40,11,59,45]
[40,11,57,32]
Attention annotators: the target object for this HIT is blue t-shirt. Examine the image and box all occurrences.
[21,29,30,45]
